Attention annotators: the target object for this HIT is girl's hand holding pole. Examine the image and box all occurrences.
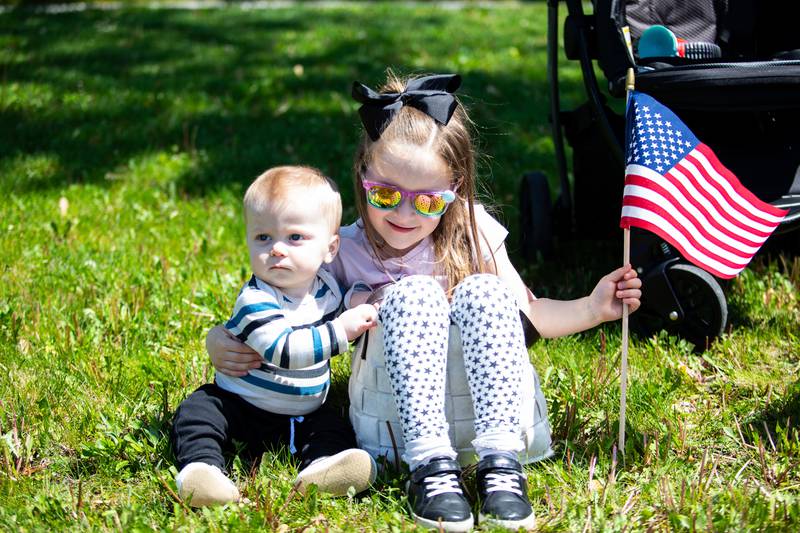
[588,264,642,323]
[206,325,262,377]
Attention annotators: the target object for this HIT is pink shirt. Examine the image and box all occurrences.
[326,205,508,302]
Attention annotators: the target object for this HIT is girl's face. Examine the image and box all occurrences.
[364,142,452,255]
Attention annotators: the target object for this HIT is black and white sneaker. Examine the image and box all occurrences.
[406,457,474,532]
[476,455,535,530]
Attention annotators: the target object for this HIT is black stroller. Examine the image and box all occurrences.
[520,0,800,347]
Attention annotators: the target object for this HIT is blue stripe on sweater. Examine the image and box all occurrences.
[314,283,330,298]
[311,327,322,363]
[226,302,281,330]
[240,374,328,396]
[265,328,292,360]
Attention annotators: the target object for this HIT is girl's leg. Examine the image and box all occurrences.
[379,275,473,530]
[450,274,526,455]
[379,275,454,468]
[450,274,535,529]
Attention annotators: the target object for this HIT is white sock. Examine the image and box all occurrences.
[476,449,518,462]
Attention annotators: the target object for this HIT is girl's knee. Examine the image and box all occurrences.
[452,273,513,300]
[382,275,448,309]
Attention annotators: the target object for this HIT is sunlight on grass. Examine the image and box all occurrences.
[1,82,58,109]
[0,152,61,192]
[106,150,202,186]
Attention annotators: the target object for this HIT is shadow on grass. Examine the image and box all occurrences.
[1,6,571,212]
[742,380,800,450]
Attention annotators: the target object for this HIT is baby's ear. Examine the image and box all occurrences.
[324,234,340,264]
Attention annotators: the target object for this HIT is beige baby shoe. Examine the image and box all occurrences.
[176,462,240,507]
[294,448,377,496]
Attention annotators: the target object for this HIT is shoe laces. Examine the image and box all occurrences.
[484,472,523,496]
[423,473,463,498]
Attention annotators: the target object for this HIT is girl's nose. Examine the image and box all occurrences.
[396,196,417,218]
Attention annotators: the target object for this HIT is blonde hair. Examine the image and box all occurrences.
[244,165,341,233]
[353,72,489,292]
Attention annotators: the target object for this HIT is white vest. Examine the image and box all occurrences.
[349,324,554,467]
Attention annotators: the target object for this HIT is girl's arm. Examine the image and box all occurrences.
[491,244,641,339]
[207,325,262,377]
[208,304,375,375]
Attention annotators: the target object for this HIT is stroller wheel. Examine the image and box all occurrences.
[519,172,553,261]
[631,262,727,350]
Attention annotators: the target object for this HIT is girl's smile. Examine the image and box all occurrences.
[386,220,417,232]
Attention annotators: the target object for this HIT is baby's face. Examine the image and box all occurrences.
[246,201,337,299]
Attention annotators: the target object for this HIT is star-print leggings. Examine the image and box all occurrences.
[379,274,528,469]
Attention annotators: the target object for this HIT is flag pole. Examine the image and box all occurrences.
[619,68,635,458]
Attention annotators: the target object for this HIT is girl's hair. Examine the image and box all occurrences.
[352,72,488,292]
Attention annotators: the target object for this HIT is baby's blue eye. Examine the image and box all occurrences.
[289,234,303,241]
[256,234,270,242]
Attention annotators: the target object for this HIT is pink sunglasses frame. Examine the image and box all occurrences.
[361,179,457,217]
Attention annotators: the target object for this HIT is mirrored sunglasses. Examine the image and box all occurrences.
[361,180,456,217]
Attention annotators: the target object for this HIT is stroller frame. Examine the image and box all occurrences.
[520,0,800,347]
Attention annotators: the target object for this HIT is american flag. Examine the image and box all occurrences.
[620,91,788,279]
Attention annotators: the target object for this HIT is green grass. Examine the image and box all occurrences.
[1,2,799,531]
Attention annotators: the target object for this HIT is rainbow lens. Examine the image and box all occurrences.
[414,193,447,216]
[367,185,402,209]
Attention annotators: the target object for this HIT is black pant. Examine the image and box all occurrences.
[171,383,357,472]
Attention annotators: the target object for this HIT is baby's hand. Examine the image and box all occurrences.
[336,304,379,341]
[588,264,642,323]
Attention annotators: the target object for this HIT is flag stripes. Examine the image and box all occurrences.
[624,171,761,253]
[691,145,786,225]
[621,91,787,278]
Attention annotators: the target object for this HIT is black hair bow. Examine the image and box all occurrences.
[351,74,462,141]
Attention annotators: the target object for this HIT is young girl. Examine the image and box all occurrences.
[208,73,641,531]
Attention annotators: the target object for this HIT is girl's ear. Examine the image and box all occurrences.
[450,174,463,194]
[324,234,340,264]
